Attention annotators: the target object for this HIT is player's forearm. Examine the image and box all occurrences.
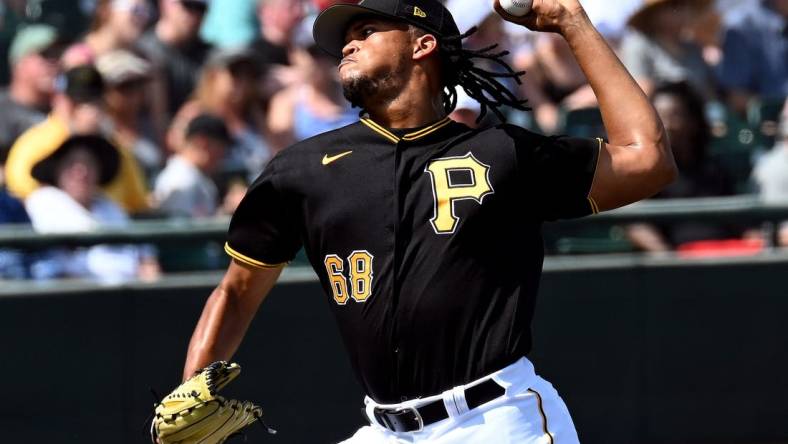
[183,286,252,379]
[560,13,668,154]
[182,263,282,380]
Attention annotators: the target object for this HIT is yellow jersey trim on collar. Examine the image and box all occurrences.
[402,117,452,141]
[360,117,453,144]
[361,118,400,143]
[224,243,288,269]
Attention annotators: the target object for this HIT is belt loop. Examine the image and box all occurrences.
[441,388,460,418]
[451,386,470,415]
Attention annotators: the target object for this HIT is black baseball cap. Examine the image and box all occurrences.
[185,114,234,145]
[313,0,461,58]
[55,65,105,103]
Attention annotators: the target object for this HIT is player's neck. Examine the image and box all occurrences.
[365,80,445,129]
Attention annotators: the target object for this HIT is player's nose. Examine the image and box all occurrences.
[341,41,359,58]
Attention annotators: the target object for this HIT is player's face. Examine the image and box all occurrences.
[339,18,413,107]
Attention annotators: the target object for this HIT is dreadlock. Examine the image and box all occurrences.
[431,26,529,123]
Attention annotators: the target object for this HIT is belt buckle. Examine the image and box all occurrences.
[373,405,424,433]
[397,405,424,432]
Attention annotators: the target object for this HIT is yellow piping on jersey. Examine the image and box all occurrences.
[224,243,287,269]
[402,117,452,141]
[361,117,453,143]
[588,196,600,215]
[361,118,400,143]
[586,137,604,215]
[527,388,554,444]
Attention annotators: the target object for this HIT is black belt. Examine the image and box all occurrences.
[369,378,505,433]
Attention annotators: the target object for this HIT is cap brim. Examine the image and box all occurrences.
[313,4,397,58]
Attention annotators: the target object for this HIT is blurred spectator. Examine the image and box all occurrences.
[620,0,718,99]
[627,82,738,252]
[168,48,271,179]
[138,0,212,118]
[96,49,162,180]
[154,114,231,217]
[688,1,725,67]
[0,25,62,152]
[82,0,152,57]
[200,0,259,49]
[250,0,308,94]
[24,134,159,282]
[267,45,355,150]
[0,145,33,280]
[753,98,788,245]
[717,0,788,115]
[516,33,596,133]
[250,0,305,66]
[0,0,27,84]
[581,0,644,42]
[5,64,150,214]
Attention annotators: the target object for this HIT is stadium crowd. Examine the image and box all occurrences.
[0,0,786,280]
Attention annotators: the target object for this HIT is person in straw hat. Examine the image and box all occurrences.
[24,134,159,281]
[620,0,718,98]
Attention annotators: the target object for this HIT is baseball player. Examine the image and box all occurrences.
[176,0,676,442]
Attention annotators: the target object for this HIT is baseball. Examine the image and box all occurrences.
[499,0,533,16]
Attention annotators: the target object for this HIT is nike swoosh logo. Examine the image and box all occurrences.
[322,150,353,165]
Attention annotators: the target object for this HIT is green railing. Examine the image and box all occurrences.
[1,195,787,253]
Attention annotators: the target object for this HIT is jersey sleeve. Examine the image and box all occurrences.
[225,156,302,268]
[514,130,601,221]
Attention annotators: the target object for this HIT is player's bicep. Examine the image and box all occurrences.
[221,259,285,314]
[588,140,671,212]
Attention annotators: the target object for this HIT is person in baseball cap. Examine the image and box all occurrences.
[312,0,528,122]
[55,63,106,105]
[7,24,64,67]
[0,25,65,152]
[313,0,460,57]
[313,0,460,58]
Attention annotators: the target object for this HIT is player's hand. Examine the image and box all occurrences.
[493,0,587,34]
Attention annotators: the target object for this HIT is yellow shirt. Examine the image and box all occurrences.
[4,115,149,214]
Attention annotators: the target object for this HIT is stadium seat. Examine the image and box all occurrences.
[748,96,786,151]
[706,102,758,193]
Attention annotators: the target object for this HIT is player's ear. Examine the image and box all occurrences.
[412,33,439,61]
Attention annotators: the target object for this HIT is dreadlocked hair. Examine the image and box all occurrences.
[436,26,529,123]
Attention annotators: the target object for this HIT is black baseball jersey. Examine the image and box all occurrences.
[226,116,600,403]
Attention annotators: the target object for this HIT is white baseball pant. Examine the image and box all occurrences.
[339,357,580,443]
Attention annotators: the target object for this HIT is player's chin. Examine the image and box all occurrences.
[338,64,361,82]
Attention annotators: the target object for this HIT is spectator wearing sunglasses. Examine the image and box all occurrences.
[97,49,163,181]
[139,0,213,119]
[84,0,152,57]
[0,25,63,154]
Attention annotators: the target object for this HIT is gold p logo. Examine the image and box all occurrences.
[413,6,427,18]
[425,152,494,234]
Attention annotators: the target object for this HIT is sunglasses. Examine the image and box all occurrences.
[180,0,208,14]
[38,45,65,61]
